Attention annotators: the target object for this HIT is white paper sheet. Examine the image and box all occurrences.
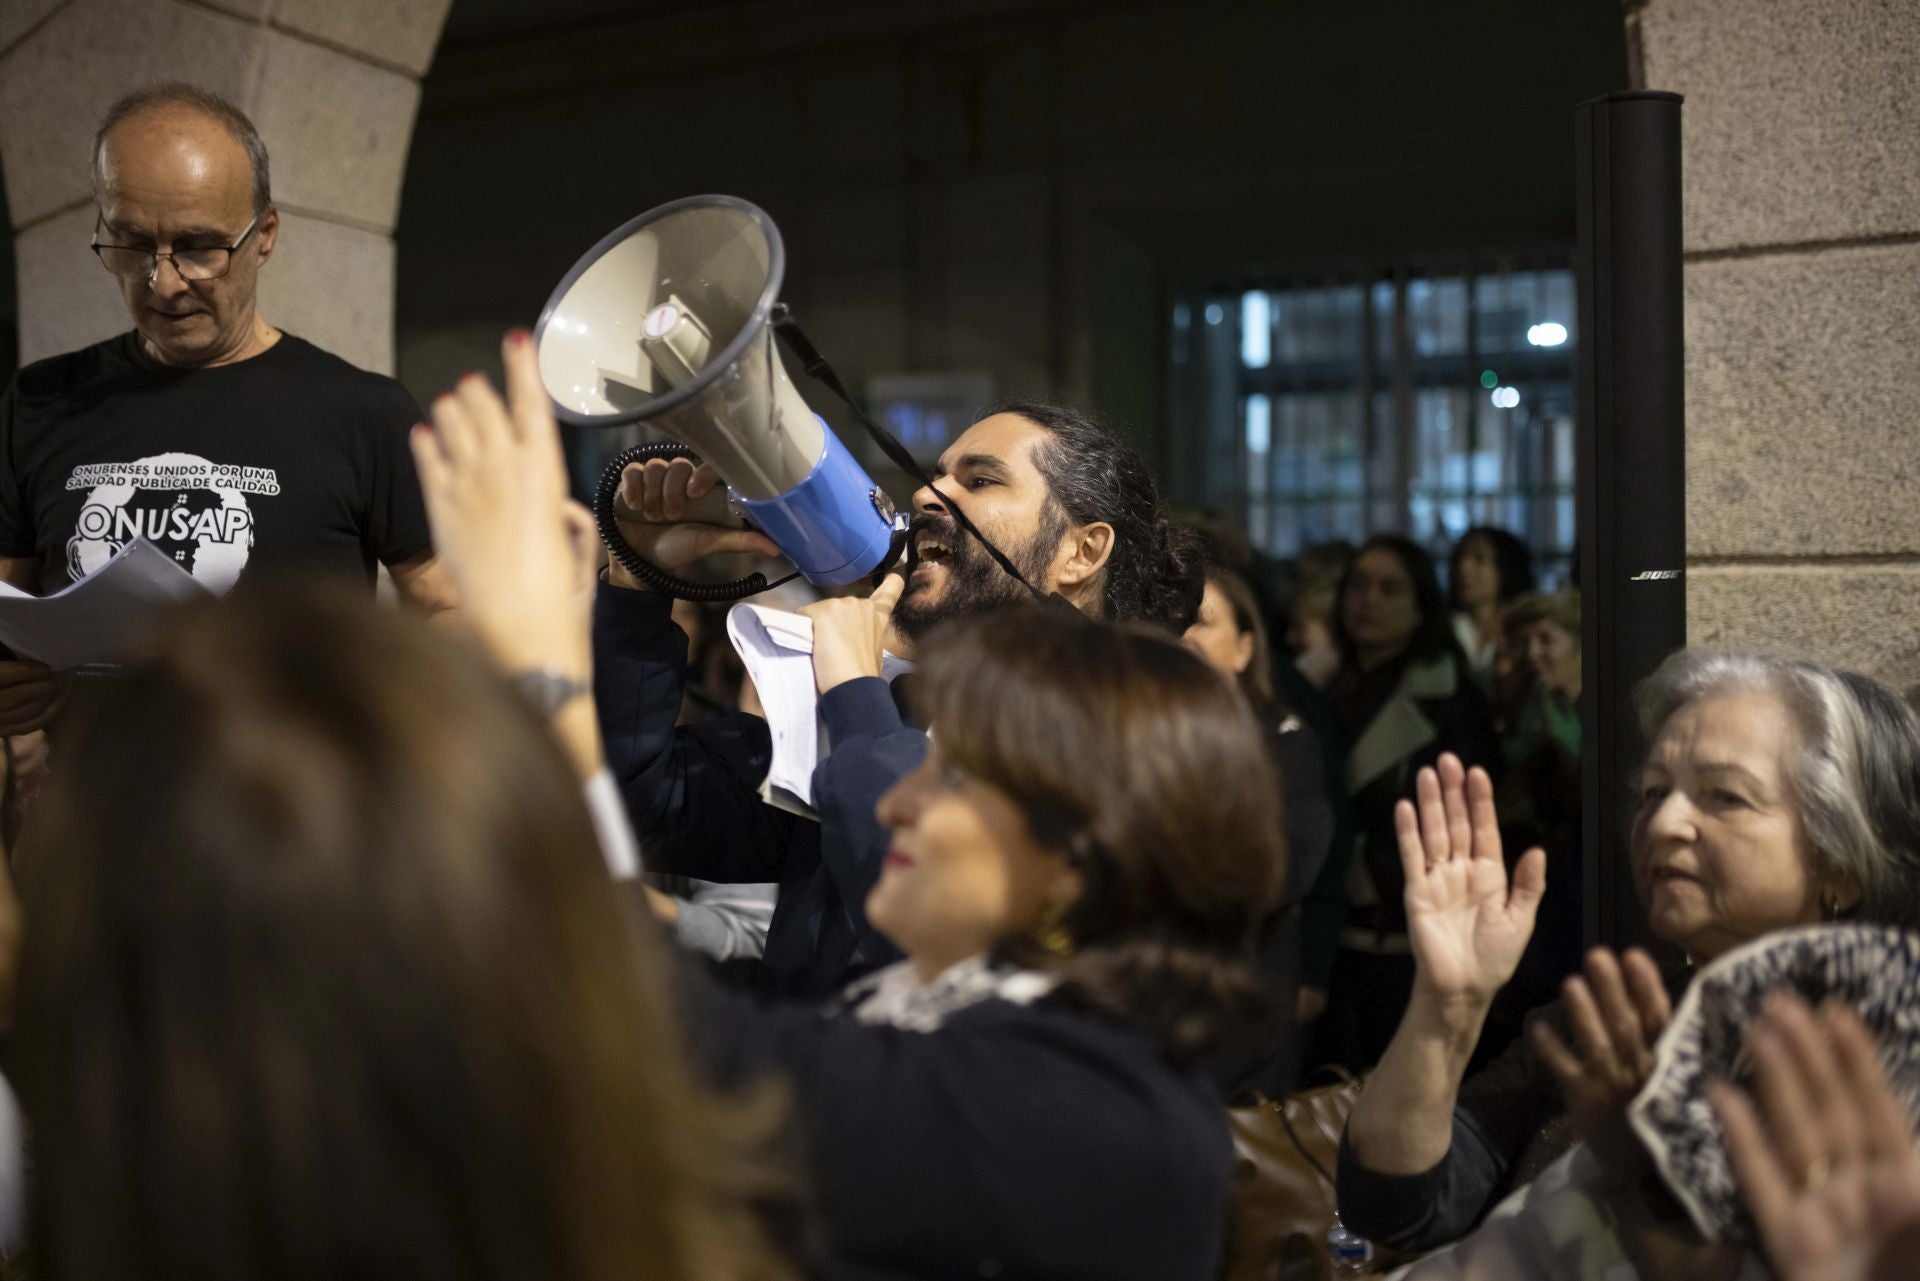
[726,602,912,821]
[0,538,209,669]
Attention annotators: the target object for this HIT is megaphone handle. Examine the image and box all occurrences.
[594,441,793,602]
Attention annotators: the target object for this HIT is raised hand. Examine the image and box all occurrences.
[413,331,589,678]
[1712,996,1920,1281]
[1398,752,1547,1018]
[1347,754,1548,1175]
[1532,947,1672,1140]
[607,457,780,586]
[798,573,905,694]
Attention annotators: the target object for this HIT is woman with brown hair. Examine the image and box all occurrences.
[628,606,1288,1280]
[5,588,784,1281]
[1185,563,1341,1096]
[645,607,1290,1280]
[414,337,1292,1280]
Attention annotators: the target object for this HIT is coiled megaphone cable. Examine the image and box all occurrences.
[593,441,791,602]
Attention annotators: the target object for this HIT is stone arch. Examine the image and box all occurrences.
[0,0,453,374]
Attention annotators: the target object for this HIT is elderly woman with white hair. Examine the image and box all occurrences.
[1334,650,1920,1255]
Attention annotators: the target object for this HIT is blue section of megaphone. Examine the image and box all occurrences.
[734,419,900,587]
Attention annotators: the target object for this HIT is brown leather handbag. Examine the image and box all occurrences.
[1221,1067,1369,1281]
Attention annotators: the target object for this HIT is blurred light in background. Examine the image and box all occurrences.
[1240,292,1272,368]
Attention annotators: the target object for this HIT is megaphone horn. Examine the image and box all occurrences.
[534,194,906,601]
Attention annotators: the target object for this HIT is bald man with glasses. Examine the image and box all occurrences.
[0,83,455,735]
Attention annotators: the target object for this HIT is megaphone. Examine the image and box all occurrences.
[535,194,907,599]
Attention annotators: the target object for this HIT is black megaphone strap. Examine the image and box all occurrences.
[769,303,1063,609]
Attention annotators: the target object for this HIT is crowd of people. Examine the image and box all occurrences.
[0,81,1915,1281]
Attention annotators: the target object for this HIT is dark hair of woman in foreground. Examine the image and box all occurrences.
[7,591,785,1281]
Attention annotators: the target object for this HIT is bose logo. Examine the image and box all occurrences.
[1629,569,1685,582]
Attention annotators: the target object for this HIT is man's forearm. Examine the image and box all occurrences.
[592,581,789,882]
[386,553,459,618]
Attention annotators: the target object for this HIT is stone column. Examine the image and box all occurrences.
[1633,0,1920,692]
[0,0,452,375]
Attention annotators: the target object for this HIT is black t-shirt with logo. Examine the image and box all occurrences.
[0,332,431,595]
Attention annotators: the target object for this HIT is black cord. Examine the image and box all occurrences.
[1277,1106,1337,1191]
[593,441,798,602]
[596,307,1076,611]
[769,304,1078,614]
[1276,1063,1362,1191]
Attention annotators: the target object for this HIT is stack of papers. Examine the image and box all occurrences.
[0,538,208,669]
[726,603,912,820]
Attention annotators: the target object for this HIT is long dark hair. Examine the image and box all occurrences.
[1331,532,1456,673]
[917,607,1286,1064]
[997,401,1205,632]
[10,590,785,1281]
[1448,525,1536,609]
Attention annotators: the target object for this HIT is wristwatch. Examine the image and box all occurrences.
[511,667,590,716]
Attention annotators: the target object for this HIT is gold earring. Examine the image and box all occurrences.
[1034,898,1075,958]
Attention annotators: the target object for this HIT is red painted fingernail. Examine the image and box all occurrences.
[508,328,531,347]
[461,369,480,381]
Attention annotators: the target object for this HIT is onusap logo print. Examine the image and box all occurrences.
[63,452,281,594]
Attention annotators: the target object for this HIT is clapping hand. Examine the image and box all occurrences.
[1397,752,1547,1022]
[1532,946,1672,1141]
[1712,996,1920,1281]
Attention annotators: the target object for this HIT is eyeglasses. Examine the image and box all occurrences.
[91,214,260,282]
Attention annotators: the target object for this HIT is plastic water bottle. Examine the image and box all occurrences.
[1327,1213,1374,1277]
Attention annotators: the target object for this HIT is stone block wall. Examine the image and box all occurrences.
[0,0,451,375]
[1634,0,1920,692]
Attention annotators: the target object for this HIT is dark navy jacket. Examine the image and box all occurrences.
[594,584,924,997]
[682,976,1233,1281]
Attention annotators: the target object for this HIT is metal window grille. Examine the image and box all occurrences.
[1170,257,1577,585]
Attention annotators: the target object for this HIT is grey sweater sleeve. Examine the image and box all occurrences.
[1334,998,1578,1252]
[1335,1107,1510,1251]
[669,881,778,962]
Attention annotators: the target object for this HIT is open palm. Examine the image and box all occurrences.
[1397,753,1546,1010]
[1714,998,1920,1281]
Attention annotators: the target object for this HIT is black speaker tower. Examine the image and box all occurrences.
[1574,91,1687,953]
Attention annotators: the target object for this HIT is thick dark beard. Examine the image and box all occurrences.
[893,514,1062,644]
